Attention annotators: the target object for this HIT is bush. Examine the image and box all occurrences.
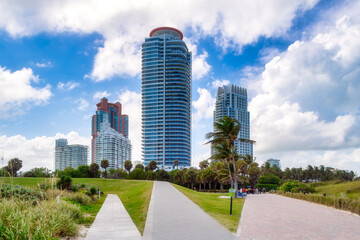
[258,174,282,185]
[292,184,315,194]
[257,184,279,191]
[0,183,44,204]
[280,181,301,192]
[0,198,82,239]
[89,186,97,196]
[57,175,72,190]
[64,192,92,206]
[129,168,146,180]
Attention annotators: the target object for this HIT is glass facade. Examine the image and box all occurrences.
[142,27,191,170]
[214,85,253,157]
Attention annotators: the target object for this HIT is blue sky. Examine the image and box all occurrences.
[1,0,360,174]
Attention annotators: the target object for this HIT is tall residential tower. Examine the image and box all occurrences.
[142,27,191,170]
[214,85,253,156]
[54,139,88,170]
[92,98,131,169]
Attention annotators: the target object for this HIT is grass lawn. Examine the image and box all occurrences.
[0,177,153,235]
[315,180,360,200]
[172,184,244,233]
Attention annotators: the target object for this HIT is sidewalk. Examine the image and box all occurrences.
[237,194,360,240]
[85,194,141,240]
[143,181,236,240]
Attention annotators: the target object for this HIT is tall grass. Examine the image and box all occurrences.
[278,192,360,215]
[0,199,83,239]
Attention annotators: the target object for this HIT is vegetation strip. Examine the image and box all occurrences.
[172,183,244,233]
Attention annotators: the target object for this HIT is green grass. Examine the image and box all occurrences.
[315,180,360,200]
[172,184,244,233]
[0,177,154,235]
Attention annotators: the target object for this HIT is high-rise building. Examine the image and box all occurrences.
[93,113,131,169]
[54,139,88,171]
[92,97,129,163]
[266,158,281,168]
[142,27,191,170]
[214,85,253,156]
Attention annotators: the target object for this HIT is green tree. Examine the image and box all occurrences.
[185,168,197,190]
[242,154,254,165]
[7,158,23,177]
[173,160,179,170]
[89,163,99,178]
[77,165,90,178]
[248,162,261,187]
[203,167,216,190]
[207,116,254,193]
[124,160,133,174]
[23,167,51,177]
[199,160,209,170]
[101,159,110,178]
[148,160,157,171]
[129,168,146,179]
[135,164,144,170]
[156,169,170,181]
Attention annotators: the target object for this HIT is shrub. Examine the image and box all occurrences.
[258,174,282,185]
[129,168,146,180]
[64,192,92,206]
[257,184,279,191]
[280,181,301,192]
[0,198,82,239]
[57,175,72,190]
[0,183,44,204]
[292,184,315,194]
[89,186,97,196]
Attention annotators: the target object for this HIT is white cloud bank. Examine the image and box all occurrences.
[249,9,360,173]
[0,66,51,118]
[0,0,318,81]
[0,132,90,171]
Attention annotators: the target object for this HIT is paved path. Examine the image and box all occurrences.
[238,194,360,240]
[85,194,141,240]
[143,181,236,240]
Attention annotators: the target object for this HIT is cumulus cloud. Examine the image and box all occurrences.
[57,81,80,91]
[116,90,142,162]
[248,12,360,172]
[93,91,111,100]
[212,79,230,89]
[0,66,51,118]
[35,61,52,68]
[0,0,318,80]
[75,98,89,111]
[0,131,90,171]
[192,88,216,123]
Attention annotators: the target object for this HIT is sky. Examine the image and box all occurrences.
[0,0,360,174]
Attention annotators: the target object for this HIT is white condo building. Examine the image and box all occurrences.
[94,113,131,170]
[54,139,88,171]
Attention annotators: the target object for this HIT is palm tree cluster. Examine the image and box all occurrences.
[206,116,256,194]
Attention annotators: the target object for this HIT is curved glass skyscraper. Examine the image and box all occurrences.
[142,27,191,170]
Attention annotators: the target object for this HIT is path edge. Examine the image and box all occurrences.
[143,181,156,239]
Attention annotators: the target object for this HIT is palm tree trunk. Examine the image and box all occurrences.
[191,182,193,190]
[227,161,233,188]
[231,147,238,196]
[199,183,202,191]
[208,182,211,190]
[220,182,224,192]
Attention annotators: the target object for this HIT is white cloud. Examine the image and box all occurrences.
[57,81,79,91]
[192,88,215,123]
[0,0,318,80]
[0,66,51,118]
[93,91,111,100]
[248,12,360,173]
[212,79,230,89]
[116,90,142,162]
[0,131,90,171]
[75,98,89,111]
[35,61,52,68]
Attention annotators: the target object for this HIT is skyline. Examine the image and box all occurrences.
[0,0,360,174]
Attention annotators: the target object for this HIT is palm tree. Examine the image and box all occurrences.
[185,168,197,190]
[211,141,234,188]
[199,160,209,170]
[173,160,179,170]
[207,116,255,193]
[101,159,109,178]
[124,160,133,174]
[148,160,157,171]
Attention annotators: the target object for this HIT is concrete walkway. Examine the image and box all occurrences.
[238,194,360,240]
[85,194,141,240]
[143,181,236,240]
